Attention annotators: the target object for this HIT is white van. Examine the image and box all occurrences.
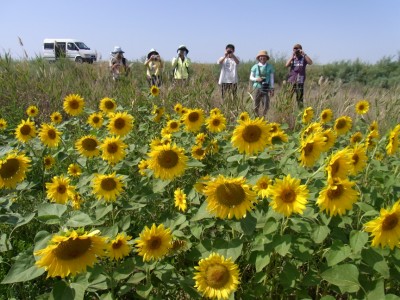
[43,39,97,63]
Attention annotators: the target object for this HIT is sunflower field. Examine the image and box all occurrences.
[1,58,400,299]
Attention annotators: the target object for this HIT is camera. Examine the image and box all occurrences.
[261,81,270,93]
[295,49,301,55]
[227,49,233,54]
[153,55,160,61]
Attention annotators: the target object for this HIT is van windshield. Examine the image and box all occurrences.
[75,42,90,50]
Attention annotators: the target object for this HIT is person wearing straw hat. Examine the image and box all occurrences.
[171,45,191,84]
[144,48,164,87]
[109,46,130,81]
[285,43,313,108]
[250,50,275,117]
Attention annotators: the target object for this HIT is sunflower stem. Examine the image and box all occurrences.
[305,164,325,186]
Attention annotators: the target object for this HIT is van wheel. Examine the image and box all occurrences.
[75,57,83,64]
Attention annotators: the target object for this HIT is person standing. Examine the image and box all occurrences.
[109,46,130,81]
[285,43,313,108]
[172,45,191,84]
[144,48,164,87]
[217,44,240,98]
[250,50,275,117]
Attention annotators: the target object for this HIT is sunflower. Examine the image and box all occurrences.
[386,126,400,156]
[75,135,100,158]
[43,155,55,170]
[152,105,164,123]
[299,133,326,167]
[0,152,31,189]
[268,174,309,217]
[320,129,337,152]
[138,159,149,176]
[108,233,132,261]
[50,111,63,124]
[364,200,400,249]
[100,136,127,165]
[92,172,125,202]
[320,109,333,123]
[87,112,104,129]
[350,132,363,144]
[192,144,207,160]
[182,109,205,132]
[26,105,39,117]
[355,100,369,115]
[210,108,222,115]
[253,175,272,199]
[107,111,134,136]
[349,144,368,175]
[194,175,211,194]
[99,97,117,113]
[238,112,250,123]
[174,103,183,115]
[193,252,240,300]
[174,188,187,212]
[369,120,379,132]
[195,133,207,145]
[206,114,227,133]
[203,175,258,220]
[150,85,160,97]
[270,131,289,145]
[147,143,187,180]
[68,163,82,177]
[325,148,353,180]
[231,118,271,155]
[71,193,83,210]
[63,94,85,116]
[15,119,36,143]
[135,223,172,262]
[46,175,75,204]
[207,139,219,154]
[334,116,352,135]
[365,129,380,150]
[302,107,314,124]
[301,122,323,140]
[269,122,281,133]
[34,229,108,278]
[317,177,359,216]
[39,123,62,148]
[0,118,7,130]
[166,119,180,133]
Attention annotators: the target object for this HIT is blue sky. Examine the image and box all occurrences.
[1,0,399,64]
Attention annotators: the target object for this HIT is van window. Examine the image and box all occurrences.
[75,42,90,50]
[44,43,54,50]
[67,43,78,50]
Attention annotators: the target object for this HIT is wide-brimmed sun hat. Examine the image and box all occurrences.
[256,50,270,60]
[112,46,124,54]
[147,48,159,59]
[177,45,189,54]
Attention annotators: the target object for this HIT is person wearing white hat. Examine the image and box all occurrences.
[109,46,130,81]
[144,49,164,87]
[249,50,275,117]
[171,45,191,84]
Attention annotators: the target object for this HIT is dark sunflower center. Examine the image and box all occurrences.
[382,213,398,231]
[260,182,268,189]
[170,122,178,129]
[281,189,296,203]
[336,120,346,130]
[304,143,314,156]
[188,112,199,123]
[82,138,98,151]
[352,135,362,143]
[216,183,245,206]
[114,118,126,130]
[331,161,340,176]
[107,142,118,154]
[54,237,92,260]
[157,150,179,169]
[242,125,262,143]
[352,154,359,165]
[20,124,32,135]
[151,88,158,95]
[105,101,115,110]
[327,184,344,199]
[0,158,19,179]
[101,178,117,191]
[93,116,100,123]
[358,105,365,111]
[44,158,52,165]
[322,113,328,120]
[271,135,282,144]
[212,119,221,126]
[70,100,80,109]
[57,184,67,194]
[112,240,123,249]
[205,264,230,288]
[195,148,205,156]
[148,236,162,250]
[47,129,56,139]
[270,125,278,133]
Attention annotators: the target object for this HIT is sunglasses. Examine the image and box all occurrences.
[293,48,299,50]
